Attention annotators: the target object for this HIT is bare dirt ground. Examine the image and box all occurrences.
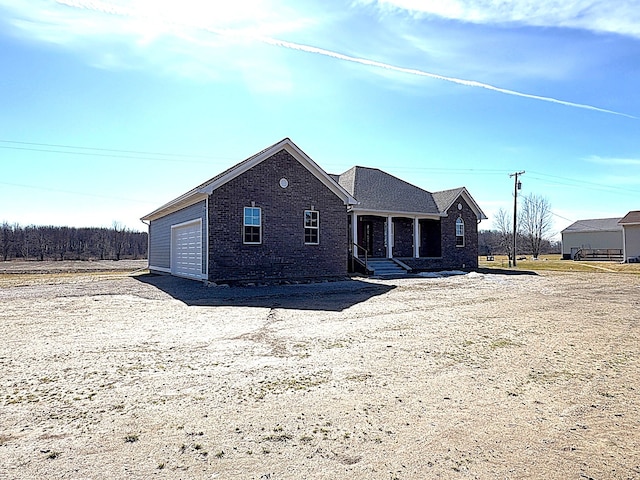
[1,263,639,479]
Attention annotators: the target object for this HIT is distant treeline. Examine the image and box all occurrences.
[0,222,147,261]
[479,229,560,257]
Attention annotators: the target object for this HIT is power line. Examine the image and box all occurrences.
[0,145,227,165]
[527,170,639,196]
[0,139,232,160]
[0,181,157,204]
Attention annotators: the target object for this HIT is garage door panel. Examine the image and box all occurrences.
[172,221,203,279]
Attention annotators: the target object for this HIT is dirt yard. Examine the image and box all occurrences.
[1,264,639,479]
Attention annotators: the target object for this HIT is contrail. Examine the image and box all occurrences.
[56,0,636,119]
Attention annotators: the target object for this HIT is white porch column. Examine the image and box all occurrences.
[352,212,359,258]
[413,217,420,258]
[386,215,393,258]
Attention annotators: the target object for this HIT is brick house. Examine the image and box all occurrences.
[141,138,487,282]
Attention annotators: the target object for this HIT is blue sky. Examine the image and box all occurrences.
[1,0,639,239]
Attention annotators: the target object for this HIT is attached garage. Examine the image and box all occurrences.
[143,199,208,279]
[171,220,203,279]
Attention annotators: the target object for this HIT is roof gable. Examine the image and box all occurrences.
[432,187,488,220]
[619,210,640,225]
[142,138,357,221]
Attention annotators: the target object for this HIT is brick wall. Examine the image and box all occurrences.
[393,217,414,257]
[208,150,348,283]
[401,196,480,270]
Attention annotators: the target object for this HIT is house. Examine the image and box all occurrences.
[620,211,640,262]
[561,218,623,260]
[335,166,486,271]
[141,138,487,283]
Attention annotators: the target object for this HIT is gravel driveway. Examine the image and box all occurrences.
[1,267,639,479]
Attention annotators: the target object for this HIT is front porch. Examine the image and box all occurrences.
[348,213,443,263]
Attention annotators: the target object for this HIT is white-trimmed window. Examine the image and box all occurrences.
[456,217,465,247]
[304,210,319,244]
[244,207,261,244]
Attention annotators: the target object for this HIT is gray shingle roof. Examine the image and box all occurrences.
[336,166,440,214]
[432,188,465,213]
[562,217,623,233]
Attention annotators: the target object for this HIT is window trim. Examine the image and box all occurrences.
[243,206,262,245]
[455,217,465,247]
[304,210,319,245]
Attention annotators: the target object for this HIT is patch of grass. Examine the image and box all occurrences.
[479,255,640,274]
[528,369,584,384]
[251,371,330,399]
[47,451,61,459]
[489,338,520,349]
[263,433,293,442]
[124,434,139,443]
[346,373,373,382]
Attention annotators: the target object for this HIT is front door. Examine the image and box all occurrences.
[362,221,374,256]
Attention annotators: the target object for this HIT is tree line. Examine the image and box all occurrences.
[0,222,147,261]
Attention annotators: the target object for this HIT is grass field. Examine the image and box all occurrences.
[479,254,640,274]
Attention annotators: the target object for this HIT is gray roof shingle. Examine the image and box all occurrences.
[337,166,441,214]
[562,217,623,233]
[432,188,465,213]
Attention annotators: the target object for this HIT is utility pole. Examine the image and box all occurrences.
[509,171,525,267]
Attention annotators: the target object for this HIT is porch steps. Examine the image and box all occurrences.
[366,259,408,276]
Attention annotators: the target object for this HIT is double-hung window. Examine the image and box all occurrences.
[455,217,465,247]
[244,207,261,244]
[304,210,319,245]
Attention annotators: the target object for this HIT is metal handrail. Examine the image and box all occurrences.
[350,242,369,272]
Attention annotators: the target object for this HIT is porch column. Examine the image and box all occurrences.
[386,215,393,258]
[413,217,420,258]
[352,212,359,258]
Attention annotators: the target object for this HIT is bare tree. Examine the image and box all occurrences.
[519,193,553,259]
[1,221,12,261]
[493,207,514,260]
[112,221,126,261]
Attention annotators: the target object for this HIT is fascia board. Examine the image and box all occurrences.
[440,188,488,220]
[141,192,208,221]
[563,228,623,234]
[282,143,358,206]
[349,207,443,219]
[200,139,357,205]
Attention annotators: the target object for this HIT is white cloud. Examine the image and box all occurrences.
[362,0,640,39]
[1,0,637,116]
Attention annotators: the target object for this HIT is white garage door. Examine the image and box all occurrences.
[172,220,203,279]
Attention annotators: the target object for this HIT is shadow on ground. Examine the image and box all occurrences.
[134,274,395,312]
[475,268,539,276]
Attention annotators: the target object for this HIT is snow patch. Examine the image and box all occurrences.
[418,270,468,278]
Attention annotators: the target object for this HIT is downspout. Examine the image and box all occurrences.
[141,219,150,271]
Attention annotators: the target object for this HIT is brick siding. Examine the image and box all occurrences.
[400,196,479,270]
[208,150,348,283]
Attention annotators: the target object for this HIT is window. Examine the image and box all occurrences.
[244,207,261,244]
[456,217,465,247]
[304,210,319,244]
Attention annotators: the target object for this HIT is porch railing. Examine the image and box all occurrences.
[350,242,369,273]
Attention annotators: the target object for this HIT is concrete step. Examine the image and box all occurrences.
[366,259,408,276]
